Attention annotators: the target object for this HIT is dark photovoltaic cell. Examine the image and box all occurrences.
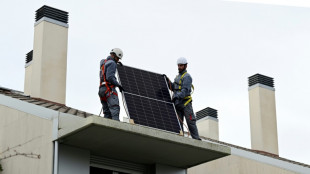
[124,93,181,133]
[117,65,181,134]
[117,65,171,102]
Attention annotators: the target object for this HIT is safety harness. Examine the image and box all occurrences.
[99,59,118,102]
[178,72,194,106]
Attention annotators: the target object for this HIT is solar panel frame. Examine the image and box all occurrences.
[117,65,182,134]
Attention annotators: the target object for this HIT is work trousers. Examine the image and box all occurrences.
[176,102,200,140]
[98,86,120,121]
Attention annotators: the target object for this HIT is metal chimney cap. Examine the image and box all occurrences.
[196,107,218,120]
[25,50,33,64]
[35,5,68,24]
[248,73,274,88]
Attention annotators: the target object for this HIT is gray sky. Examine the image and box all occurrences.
[1,0,310,165]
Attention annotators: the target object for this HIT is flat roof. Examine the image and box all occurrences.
[57,116,230,168]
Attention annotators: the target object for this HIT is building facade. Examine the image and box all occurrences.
[0,5,309,174]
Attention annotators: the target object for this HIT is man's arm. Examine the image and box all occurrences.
[99,59,105,82]
[105,62,121,87]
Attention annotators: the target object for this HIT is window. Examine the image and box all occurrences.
[90,166,130,174]
[90,155,147,174]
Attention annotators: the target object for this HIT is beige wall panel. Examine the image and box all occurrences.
[31,22,44,98]
[31,20,68,104]
[58,113,87,138]
[197,118,219,140]
[188,155,299,174]
[24,64,32,95]
[0,105,54,174]
[249,86,279,155]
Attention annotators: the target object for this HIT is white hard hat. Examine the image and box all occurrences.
[110,48,123,59]
[177,57,188,65]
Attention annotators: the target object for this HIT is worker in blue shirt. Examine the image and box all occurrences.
[98,48,124,121]
[165,57,201,140]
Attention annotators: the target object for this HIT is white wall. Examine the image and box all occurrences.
[0,105,54,174]
[188,155,300,174]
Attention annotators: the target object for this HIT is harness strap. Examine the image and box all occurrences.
[178,72,187,90]
[184,96,192,106]
[178,72,194,91]
[178,72,194,106]
[100,90,118,102]
[99,59,117,101]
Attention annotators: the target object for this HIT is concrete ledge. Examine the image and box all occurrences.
[58,116,230,168]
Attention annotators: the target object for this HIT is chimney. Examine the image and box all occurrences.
[248,74,279,155]
[24,5,69,104]
[24,50,33,95]
[196,107,219,140]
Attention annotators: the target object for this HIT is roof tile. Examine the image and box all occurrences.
[0,87,92,117]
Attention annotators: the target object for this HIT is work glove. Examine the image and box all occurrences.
[118,85,125,93]
[162,74,172,90]
[162,74,170,82]
[172,97,177,103]
[117,62,123,66]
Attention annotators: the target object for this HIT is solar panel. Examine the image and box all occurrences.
[117,65,171,102]
[117,65,181,134]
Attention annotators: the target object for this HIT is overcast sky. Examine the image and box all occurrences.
[1,0,310,165]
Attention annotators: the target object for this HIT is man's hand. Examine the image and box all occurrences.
[118,85,125,93]
[117,62,123,66]
[172,97,177,103]
[162,74,172,90]
[162,74,170,82]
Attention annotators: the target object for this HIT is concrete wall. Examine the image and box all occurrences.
[24,62,33,96]
[197,117,219,140]
[188,155,299,174]
[0,105,54,174]
[25,19,68,104]
[58,144,90,174]
[249,85,279,155]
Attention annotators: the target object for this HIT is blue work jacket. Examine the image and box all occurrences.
[172,70,192,100]
[99,56,120,87]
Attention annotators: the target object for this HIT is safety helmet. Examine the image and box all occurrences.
[110,48,123,59]
[177,57,188,65]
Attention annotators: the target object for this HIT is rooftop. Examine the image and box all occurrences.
[0,86,92,117]
[0,86,230,168]
[1,86,309,170]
